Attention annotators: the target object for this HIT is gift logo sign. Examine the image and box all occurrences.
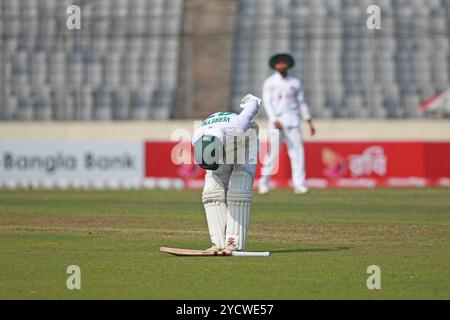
[322,148,347,178]
[348,146,387,177]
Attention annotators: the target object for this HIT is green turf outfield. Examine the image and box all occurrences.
[0,188,449,299]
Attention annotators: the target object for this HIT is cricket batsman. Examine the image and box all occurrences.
[192,94,261,252]
[259,53,316,194]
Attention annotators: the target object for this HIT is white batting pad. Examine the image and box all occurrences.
[225,168,254,250]
[202,172,227,249]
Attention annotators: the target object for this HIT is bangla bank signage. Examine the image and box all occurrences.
[0,142,143,181]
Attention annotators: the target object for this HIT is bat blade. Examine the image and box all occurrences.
[159,247,231,256]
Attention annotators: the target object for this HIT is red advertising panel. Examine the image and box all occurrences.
[145,141,205,188]
[424,143,450,186]
[303,142,427,188]
[144,141,450,189]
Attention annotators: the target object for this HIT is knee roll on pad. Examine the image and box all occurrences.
[227,170,253,202]
[202,173,226,203]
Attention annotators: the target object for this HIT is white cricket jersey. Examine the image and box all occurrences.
[262,72,311,127]
[191,99,260,145]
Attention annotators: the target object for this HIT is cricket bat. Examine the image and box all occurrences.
[160,247,270,257]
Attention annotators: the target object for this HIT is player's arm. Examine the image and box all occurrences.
[297,82,316,136]
[237,94,261,129]
[262,80,282,129]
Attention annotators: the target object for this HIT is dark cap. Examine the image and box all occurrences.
[269,53,295,69]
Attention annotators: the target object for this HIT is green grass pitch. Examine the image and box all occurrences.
[1,188,449,299]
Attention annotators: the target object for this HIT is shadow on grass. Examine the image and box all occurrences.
[271,246,351,254]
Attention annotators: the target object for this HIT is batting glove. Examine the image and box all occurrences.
[240,94,262,108]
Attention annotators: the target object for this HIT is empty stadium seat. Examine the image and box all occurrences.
[0,0,449,120]
[0,0,182,121]
[232,0,449,118]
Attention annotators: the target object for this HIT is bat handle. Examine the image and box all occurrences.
[231,251,270,257]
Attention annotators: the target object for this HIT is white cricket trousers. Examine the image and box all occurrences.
[260,125,306,189]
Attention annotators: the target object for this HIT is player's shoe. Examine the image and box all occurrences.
[205,245,222,252]
[259,183,269,195]
[224,243,239,252]
[294,185,309,194]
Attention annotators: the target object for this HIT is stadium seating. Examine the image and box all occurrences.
[0,0,449,120]
[233,0,450,118]
[0,0,183,120]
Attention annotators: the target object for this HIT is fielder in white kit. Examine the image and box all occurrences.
[192,94,261,252]
[259,53,316,194]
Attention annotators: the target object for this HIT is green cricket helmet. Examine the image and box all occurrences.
[193,135,224,171]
